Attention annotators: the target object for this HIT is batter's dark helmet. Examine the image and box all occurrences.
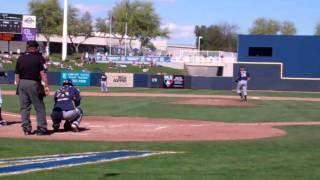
[63,79,73,86]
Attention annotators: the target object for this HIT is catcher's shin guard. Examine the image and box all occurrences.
[51,107,63,130]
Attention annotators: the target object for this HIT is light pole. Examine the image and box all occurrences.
[197,36,203,56]
[124,11,128,57]
[108,11,112,56]
[62,0,68,61]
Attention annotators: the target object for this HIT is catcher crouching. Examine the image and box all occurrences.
[51,79,83,132]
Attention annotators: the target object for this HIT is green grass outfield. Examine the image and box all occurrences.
[1,87,320,179]
[2,84,320,98]
[2,95,320,123]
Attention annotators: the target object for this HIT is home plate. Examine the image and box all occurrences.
[251,97,261,100]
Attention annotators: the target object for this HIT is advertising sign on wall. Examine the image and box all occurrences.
[150,75,164,88]
[106,73,134,87]
[163,75,184,88]
[22,15,36,28]
[22,28,36,41]
[61,72,91,86]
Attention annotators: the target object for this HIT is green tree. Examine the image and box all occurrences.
[315,23,320,35]
[194,23,238,52]
[28,0,62,55]
[111,0,168,54]
[249,18,280,35]
[95,17,109,36]
[67,5,79,52]
[280,21,297,35]
[95,12,115,54]
[68,10,93,53]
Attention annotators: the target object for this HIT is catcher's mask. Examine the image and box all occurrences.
[63,79,73,86]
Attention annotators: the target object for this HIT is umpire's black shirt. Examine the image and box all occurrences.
[15,52,46,82]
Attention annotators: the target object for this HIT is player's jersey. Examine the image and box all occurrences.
[101,75,107,82]
[54,86,81,111]
[238,70,250,81]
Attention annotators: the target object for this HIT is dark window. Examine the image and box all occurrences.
[217,67,223,76]
[249,47,272,57]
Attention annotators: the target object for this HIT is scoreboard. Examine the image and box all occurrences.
[0,33,22,41]
[0,13,23,34]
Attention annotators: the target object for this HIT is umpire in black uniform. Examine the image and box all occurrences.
[15,41,50,135]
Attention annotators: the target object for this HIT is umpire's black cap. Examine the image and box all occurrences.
[26,41,39,48]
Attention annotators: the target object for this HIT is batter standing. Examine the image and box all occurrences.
[236,66,251,102]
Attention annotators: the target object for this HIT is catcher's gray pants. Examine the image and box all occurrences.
[62,108,82,126]
[237,80,248,96]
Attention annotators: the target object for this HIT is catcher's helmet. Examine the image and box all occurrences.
[63,79,73,86]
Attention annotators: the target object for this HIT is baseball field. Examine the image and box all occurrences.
[1,85,320,179]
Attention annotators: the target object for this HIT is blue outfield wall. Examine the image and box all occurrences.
[238,35,320,78]
[237,35,320,91]
[190,77,233,90]
[134,74,149,87]
[47,72,61,85]
[0,71,233,90]
[234,63,320,91]
[90,73,102,86]
[3,69,319,91]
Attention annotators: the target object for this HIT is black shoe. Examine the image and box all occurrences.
[34,128,49,135]
[64,121,72,131]
[0,120,7,126]
[53,124,60,132]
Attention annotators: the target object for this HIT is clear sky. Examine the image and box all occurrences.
[0,0,319,45]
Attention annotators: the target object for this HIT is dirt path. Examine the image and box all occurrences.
[3,90,320,102]
[1,112,320,142]
[1,90,319,142]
